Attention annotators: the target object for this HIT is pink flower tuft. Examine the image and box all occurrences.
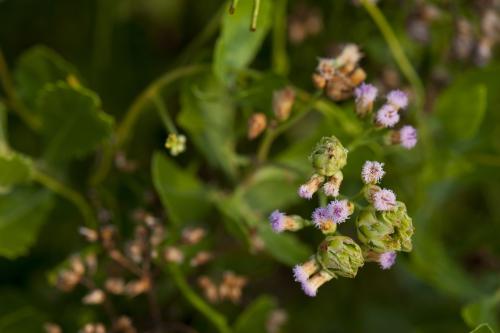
[361,161,385,184]
[376,104,400,128]
[372,189,397,211]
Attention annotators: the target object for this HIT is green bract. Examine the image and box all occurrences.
[316,235,364,278]
[309,136,348,177]
[356,202,414,252]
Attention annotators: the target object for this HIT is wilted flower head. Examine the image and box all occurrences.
[399,125,418,149]
[354,83,378,116]
[336,44,363,72]
[386,89,408,110]
[372,188,397,211]
[316,57,336,80]
[273,87,296,121]
[248,113,267,139]
[376,104,400,128]
[298,174,325,199]
[361,161,385,184]
[379,251,397,269]
[317,235,364,279]
[165,133,186,156]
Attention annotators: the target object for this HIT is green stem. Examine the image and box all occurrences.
[360,0,424,110]
[347,128,375,152]
[250,0,261,31]
[0,50,40,130]
[166,264,232,333]
[272,0,289,75]
[33,169,97,227]
[257,90,322,163]
[151,94,177,134]
[229,0,239,14]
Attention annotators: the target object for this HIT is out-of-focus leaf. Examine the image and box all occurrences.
[0,290,46,332]
[36,82,113,161]
[234,295,277,333]
[435,83,487,141]
[213,0,273,83]
[14,45,79,109]
[178,73,238,178]
[151,152,211,226]
[470,324,495,333]
[0,152,33,190]
[462,289,500,333]
[258,224,310,266]
[0,188,54,258]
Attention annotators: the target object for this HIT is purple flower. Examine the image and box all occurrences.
[361,161,385,184]
[301,280,318,297]
[379,251,397,269]
[298,185,314,199]
[372,188,397,211]
[355,83,378,104]
[386,90,408,110]
[327,200,351,224]
[269,210,286,233]
[293,265,309,284]
[376,104,400,128]
[323,182,339,197]
[399,125,418,149]
[312,207,330,228]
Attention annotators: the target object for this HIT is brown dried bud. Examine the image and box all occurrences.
[349,68,366,86]
[44,322,62,333]
[85,253,98,275]
[182,227,206,245]
[219,271,248,303]
[113,316,137,333]
[325,76,353,101]
[125,278,151,297]
[164,246,184,263]
[190,251,213,267]
[266,309,288,333]
[82,289,106,305]
[198,276,219,303]
[81,323,106,333]
[56,270,81,292]
[105,277,125,294]
[273,87,296,122]
[247,113,267,140]
[79,227,98,242]
[312,73,327,90]
[70,255,85,276]
[100,225,116,249]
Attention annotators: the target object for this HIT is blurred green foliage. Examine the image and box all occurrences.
[0,0,499,332]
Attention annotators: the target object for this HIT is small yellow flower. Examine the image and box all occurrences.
[165,133,186,156]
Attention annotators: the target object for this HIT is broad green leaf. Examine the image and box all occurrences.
[36,82,113,161]
[151,152,211,226]
[14,45,79,109]
[213,0,273,83]
[462,289,500,333]
[435,83,487,141]
[0,152,33,190]
[258,224,310,266]
[234,295,277,333]
[178,73,237,179]
[470,324,495,333]
[0,187,54,258]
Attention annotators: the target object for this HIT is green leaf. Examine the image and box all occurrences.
[178,73,238,178]
[213,0,273,83]
[234,295,277,333]
[36,82,113,161]
[258,224,310,266]
[0,290,47,332]
[435,83,487,141]
[462,289,500,333]
[0,152,33,190]
[14,45,79,109]
[470,324,495,333]
[0,187,54,258]
[151,152,211,226]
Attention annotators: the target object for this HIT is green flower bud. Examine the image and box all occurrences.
[316,235,364,278]
[356,202,414,252]
[309,136,348,177]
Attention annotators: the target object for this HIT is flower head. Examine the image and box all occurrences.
[379,251,397,269]
[310,136,348,177]
[293,258,318,284]
[165,133,186,156]
[273,87,296,122]
[372,188,397,211]
[300,271,333,297]
[317,235,364,279]
[269,210,286,233]
[376,104,400,128]
[323,171,343,197]
[354,83,378,116]
[316,57,336,80]
[327,199,352,224]
[361,161,385,184]
[399,125,418,149]
[298,174,324,199]
[386,90,408,110]
[248,113,267,139]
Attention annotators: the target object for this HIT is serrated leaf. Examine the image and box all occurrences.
[36,82,113,161]
[0,152,33,190]
[0,187,54,258]
[213,0,273,83]
[435,83,487,141]
[14,45,79,110]
[234,295,277,333]
[470,324,495,333]
[151,152,211,226]
[178,73,238,179]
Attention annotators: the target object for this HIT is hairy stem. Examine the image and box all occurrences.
[32,169,97,227]
[166,264,232,333]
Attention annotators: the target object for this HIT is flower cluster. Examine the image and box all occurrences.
[268,136,415,296]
